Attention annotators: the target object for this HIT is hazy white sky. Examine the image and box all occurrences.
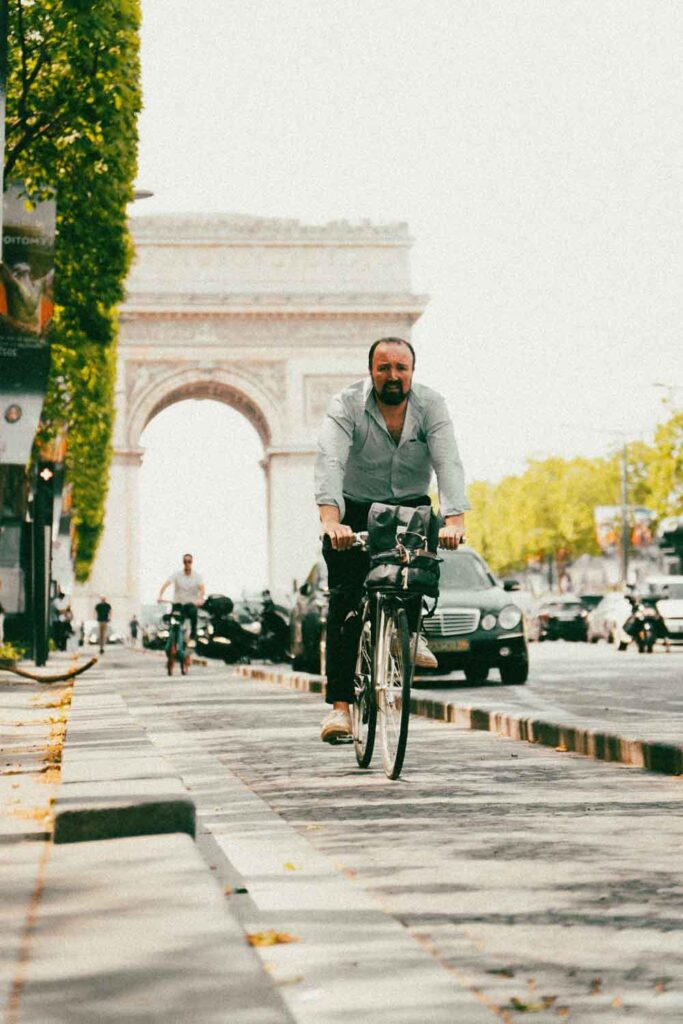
[133,0,683,598]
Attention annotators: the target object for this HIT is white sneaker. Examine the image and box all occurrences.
[413,633,438,669]
[320,709,352,744]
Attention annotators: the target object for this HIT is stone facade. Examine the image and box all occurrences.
[75,213,426,623]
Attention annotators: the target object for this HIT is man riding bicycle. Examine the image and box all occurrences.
[315,336,469,744]
[158,553,205,643]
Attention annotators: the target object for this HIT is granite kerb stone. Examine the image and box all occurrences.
[235,665,683,776]
[54,674,197,844]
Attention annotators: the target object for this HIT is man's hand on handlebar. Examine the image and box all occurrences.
[322,520,355,551]
[438,522,465,550]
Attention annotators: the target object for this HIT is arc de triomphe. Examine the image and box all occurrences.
[77,213,426,622]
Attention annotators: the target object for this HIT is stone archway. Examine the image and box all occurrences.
[76,213,426,623]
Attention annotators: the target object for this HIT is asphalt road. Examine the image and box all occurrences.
[413,640,683,746]
[108,647,683,1022]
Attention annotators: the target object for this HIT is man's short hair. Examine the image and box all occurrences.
[183,553,193,560]
[368,337,416,371]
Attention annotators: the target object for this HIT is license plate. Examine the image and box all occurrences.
[428,637,470,652]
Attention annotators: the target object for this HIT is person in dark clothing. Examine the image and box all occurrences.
[95,597,112,654]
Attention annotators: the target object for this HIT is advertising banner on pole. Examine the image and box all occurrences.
[594,505,656,552]
[0,183,57,466]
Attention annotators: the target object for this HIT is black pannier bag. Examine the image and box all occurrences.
[364,502,441,598]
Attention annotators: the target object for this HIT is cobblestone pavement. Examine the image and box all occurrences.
[113,650,683,1023]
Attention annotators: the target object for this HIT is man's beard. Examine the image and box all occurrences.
[376,382,408,405]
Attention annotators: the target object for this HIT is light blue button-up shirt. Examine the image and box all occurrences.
[315,378,470,520]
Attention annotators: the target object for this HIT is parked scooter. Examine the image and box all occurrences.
[256,590,290,662]
[200,592,290,664]
[199,595,258,664]
[620,594,661,653]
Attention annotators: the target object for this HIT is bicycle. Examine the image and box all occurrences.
[350,529,434,780]
[163,602,192,676]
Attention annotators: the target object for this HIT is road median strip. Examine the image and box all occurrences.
[235,664,683,776]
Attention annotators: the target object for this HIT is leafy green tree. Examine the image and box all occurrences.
[5,0,141,579]
[647,412,683,516]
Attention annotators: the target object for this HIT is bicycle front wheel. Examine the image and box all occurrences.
[352,605,376,768]
[377,603,411,779]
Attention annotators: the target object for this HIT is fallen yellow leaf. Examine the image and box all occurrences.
[246,930,300,947]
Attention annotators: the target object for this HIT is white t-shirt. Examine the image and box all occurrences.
[168,569,204,604]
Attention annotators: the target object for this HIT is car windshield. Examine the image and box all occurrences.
[439,552,494,591]
[548,602,583,614]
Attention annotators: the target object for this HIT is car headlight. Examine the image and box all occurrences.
[242,621,261,634]
[498,605,522,630]
[481,613,497,630]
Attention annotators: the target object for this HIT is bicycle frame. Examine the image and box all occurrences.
[351,530,427,778]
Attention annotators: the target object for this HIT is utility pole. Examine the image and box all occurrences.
[620,442,629,586]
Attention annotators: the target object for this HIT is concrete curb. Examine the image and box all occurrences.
[54,682,197,843]
[235,665,683,776]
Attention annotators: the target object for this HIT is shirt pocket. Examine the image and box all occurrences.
[402,437,430,468]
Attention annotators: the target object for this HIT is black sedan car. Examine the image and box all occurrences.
[528,596,589,642]
[421,546,529,685]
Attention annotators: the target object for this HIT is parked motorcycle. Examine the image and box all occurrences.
[198,595,258,663]
[199,592,290,664]
[256,590,290,662]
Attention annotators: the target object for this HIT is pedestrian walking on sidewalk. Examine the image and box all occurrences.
[95,596,112,654]
[315,336,469,744]
[129,614,140,647]
[158,554,205,643]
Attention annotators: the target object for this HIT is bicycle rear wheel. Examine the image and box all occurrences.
[352,604,376,768]
[377,603,412,779]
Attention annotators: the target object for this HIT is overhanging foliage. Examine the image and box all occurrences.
[5,0,141,580]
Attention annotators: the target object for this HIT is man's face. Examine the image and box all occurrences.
[183,556,193,571]
[370,342,414,406]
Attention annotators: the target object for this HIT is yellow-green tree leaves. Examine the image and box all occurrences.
[466,415,681,575]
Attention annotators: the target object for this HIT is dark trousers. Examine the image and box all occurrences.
[174,603,198,640]
[323,495,430,705]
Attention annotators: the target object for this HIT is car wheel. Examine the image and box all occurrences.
[464,664,489,685]
[500,658,528,685]
[617,640,629,652]
[590,635,599,644]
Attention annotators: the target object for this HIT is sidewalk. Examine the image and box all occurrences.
[3,649,683,1021]
[234,648,683,776]
[0,655,294,1024]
